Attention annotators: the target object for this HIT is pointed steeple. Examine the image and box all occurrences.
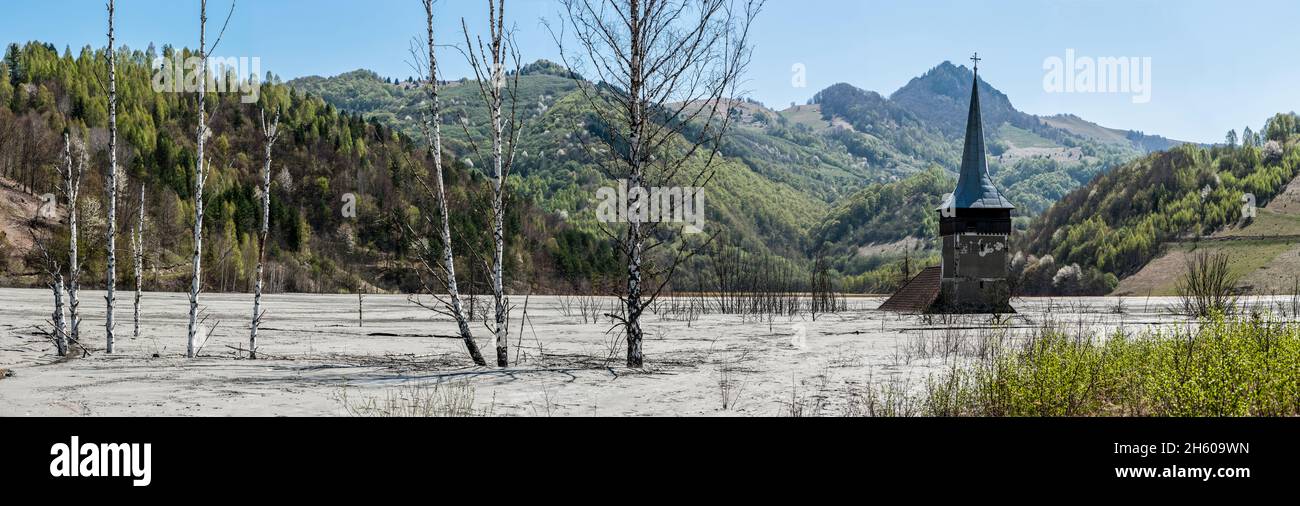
[947,53,1014,210]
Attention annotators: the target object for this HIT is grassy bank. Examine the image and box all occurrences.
[873,314,1300,417]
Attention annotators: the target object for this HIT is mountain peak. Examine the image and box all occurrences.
[888,60,1036,139]
[932,60,965,74]
[893,61,978,103]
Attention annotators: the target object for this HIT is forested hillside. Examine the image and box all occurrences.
[293,60,1175,293]
[0,42,623,293]
[1040,113,1182,153]
[2,40,1213,296]
[1019,113,1300,294]
[288,60,583,153]
[807,168,948,292]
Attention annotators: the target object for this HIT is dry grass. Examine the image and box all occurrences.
[335,380,486,417]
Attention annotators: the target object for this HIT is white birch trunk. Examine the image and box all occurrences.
[36,148,70,357]
[62,134,82,347]
[133,182,143,339]
[464,0,512,367]
[250,110,278,360]
[624,4,646,368]
[424,0,486,366]
[490,56,508,368]
[186,2,209,358]
[105,0,119,354]
[51,273,68,356]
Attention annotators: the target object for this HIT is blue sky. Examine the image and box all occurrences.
[3,0,1297,143]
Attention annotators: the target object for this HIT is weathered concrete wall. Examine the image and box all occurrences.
[937,234,1012,313]
[937,277,1012,313]
[941,235,1008,279]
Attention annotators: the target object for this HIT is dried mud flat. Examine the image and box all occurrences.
[0,288,1260,417]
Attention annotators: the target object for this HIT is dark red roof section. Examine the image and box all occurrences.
[878,266,941,313]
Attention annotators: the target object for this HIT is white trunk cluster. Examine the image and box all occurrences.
[46,135,79,357]
[461,0,518,367]
[50,272,69,356]
[424,0,486,367]
[62,133,83,347]
[31,212,69,356]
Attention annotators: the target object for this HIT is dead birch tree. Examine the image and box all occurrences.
[459,0,525,367]
[39,137,84,357]
[407,0,487,366]
[61,133,84,346]
[249,108,279,359]
[132,182,144,339]
[105,0,119,354]
[31,219,69,357]
[184,0,211,358]
[186,0,234,358]
[553,0,761,367]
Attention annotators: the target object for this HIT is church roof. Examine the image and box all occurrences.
[941,61,1014,211]
[878,266,941,313]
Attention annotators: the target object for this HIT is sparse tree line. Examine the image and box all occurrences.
[552,242,850,329]
[689,243,845,319]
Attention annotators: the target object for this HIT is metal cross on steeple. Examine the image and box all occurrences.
[971,52,981,73]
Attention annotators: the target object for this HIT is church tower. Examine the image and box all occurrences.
[934,54,1015,313]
